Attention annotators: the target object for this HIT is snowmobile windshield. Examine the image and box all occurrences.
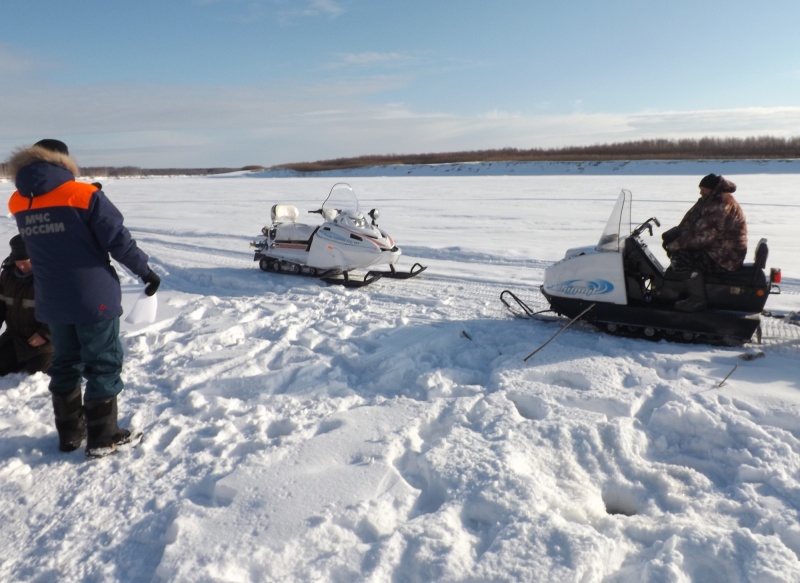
[322,183,360,216]
[596,190,632,252]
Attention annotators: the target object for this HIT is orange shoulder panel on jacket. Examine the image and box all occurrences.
[8,181,96,215]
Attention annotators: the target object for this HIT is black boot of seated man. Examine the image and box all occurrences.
[51,386,86,452]
[674,271,708,313]
[84,396,133,458]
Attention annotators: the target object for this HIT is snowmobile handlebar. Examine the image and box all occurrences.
[631,217,661,238]
[309,208,344,216]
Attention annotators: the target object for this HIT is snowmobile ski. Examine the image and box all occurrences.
[499,290,564,323]
[321,271,384,288]
[320,262,426,288]
[368,262,427,280]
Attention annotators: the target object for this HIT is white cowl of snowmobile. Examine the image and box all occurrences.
[542,192,631,306]
[252,183,425,287]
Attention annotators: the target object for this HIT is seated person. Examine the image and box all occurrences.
[662,174,747,312]
[0,235,54,376]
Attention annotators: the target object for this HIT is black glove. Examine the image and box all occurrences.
[661,227,682,255]
[142,269,161,296]
[661,226,681,246]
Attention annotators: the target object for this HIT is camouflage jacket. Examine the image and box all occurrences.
[665,177,748,271]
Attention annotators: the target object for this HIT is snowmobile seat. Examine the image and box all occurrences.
[269,204,318,242]
[704,239,769,287]
[271,204,300,224]
[745,237,768,285]
[272,222,318,243]
[752,238,768,271]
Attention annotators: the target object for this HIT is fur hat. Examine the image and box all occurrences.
[34,139,69,155]
[9,235,28,261]
[699,173,722,190]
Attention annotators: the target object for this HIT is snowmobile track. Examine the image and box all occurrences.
[500,287,800,350]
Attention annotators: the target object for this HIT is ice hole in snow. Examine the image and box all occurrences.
[602,485,640,516]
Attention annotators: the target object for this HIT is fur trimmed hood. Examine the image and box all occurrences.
[7,144,79,180]
[714,176,736,195]
[7,144,80,199]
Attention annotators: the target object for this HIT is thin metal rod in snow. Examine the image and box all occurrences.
[718,363,739,387]
[524,303,596,362]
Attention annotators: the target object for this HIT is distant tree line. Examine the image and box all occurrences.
[2,137,799,178]
[75,165,259,178]
[0,163,263,179]
[273,136,800,172]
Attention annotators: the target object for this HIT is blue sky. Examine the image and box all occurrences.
[2,0,799,167]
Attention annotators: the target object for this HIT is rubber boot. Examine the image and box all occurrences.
[674,271,708,313]
[84,396,133,458]
[51,386,86,452]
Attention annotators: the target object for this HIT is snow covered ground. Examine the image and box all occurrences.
[1,164,799,582]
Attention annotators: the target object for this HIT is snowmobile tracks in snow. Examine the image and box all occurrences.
[759,312,800,353]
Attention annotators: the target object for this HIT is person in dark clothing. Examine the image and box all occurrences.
[0,235,54,376]
[6,139,161,457]
[662,173,748,312]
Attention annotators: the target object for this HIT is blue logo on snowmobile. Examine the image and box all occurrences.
[552,279,614,296]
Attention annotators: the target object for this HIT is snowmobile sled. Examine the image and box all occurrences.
[503,189,782,345]
[251,182,426,287]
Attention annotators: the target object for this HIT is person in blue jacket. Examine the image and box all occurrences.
[6,139,161,457]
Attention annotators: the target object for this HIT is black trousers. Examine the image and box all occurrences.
[0,344,53,376]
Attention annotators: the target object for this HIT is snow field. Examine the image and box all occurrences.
[1,169,799,582]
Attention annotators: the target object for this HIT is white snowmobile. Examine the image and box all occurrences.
[251,182,426,287]
[502,189,782,345]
